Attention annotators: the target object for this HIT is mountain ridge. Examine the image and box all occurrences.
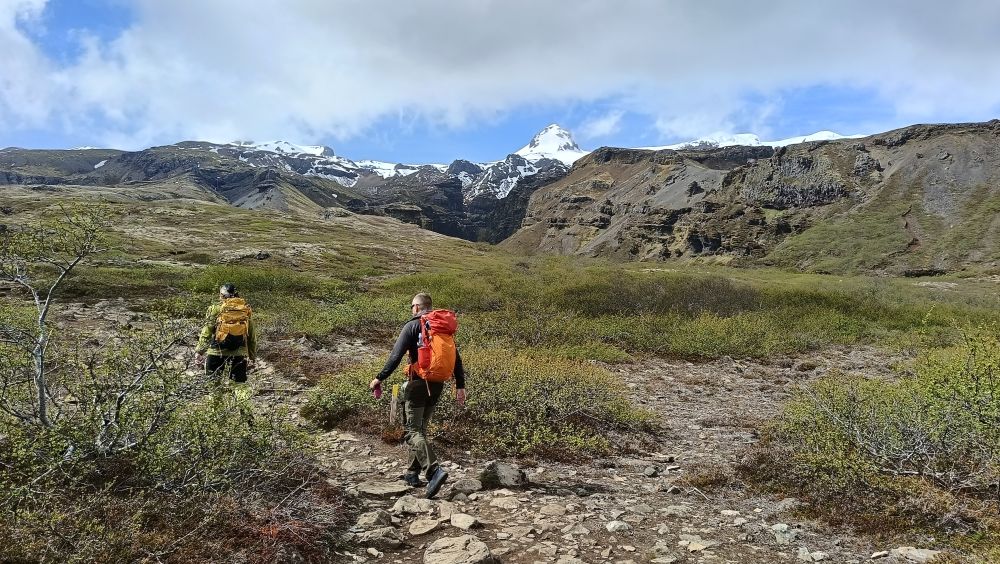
[503,119,1000,275]
[4,120,998,274]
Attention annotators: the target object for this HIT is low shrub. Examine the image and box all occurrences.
[303,348,658,460]
[742,327,1000,537]
[0,379,352,563]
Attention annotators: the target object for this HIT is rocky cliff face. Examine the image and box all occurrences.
[505,120,1000,274]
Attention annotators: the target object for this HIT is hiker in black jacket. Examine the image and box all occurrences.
[369,293,466,498]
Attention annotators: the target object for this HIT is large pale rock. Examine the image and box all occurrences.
[480,461,528,489]
[423,534,498,564]
[409,518,441,536]
[605,520,631,532]
[797,547,828,561]
[540,503,567,516]
[890,547,942,563]
[451,513,481,530]
[771,523,799,545]
[679,534,718,552]
[357,526,403,550]
[438,500,458,520]
[341,459,370,473]
[392,495,435,515]
[489,496,521,510]
[357,481,411,498]
[355,509,392,529]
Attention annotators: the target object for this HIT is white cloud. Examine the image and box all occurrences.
[577,110,624,140]
[2,0,1000,148]
[0,0,56,128]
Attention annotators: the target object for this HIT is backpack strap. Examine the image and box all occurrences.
[419,314,430,345]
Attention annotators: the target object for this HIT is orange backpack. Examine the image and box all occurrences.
[411,310,458,383]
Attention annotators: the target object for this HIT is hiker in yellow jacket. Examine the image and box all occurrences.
[195,284,257,382]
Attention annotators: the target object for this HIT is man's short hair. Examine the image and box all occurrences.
[412,293,432,310]
[220,283,238,298]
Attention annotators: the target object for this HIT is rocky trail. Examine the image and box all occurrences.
[252,341,949,564]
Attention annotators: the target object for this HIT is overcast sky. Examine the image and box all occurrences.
[2,0,999,162]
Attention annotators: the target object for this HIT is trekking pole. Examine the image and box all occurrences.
[389,383,399,423]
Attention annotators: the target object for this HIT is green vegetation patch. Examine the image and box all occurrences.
[741,328,1000,550]
[303,348,657,460]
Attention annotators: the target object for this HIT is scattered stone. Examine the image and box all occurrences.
[643,466,660,477]
[452,478,483,494]
[357,481,411,498]
[652,540,672,555]
[631,504,654,515]
[357,527,403,550]
[423,534,498,564]
[355,510,392,529]
[392,495,435,515]
[605,520,631,533]
[720,509,741,517]
[489,496,520,510]
[480,461,528,489]
[771,523,799,545]
[662,505,689,516]
[366,547,382,558]
[450,513,480,530]
[452,492,469,502]
[871,551,890,559]
[678,534,718,552]
[733,518,749,527]
[503,525,537,540]
[540,503,567,516]
[562,523,590,535]
[438,500,457,520]
[622,545,636,552]
[495,532,511,540]
[533,544,559,558]
[889,547,942,563]
[651,558,679,564]
[797,547,828,561]
[409,518,440,536]
[773,498,803,513]
[340,459,370,473]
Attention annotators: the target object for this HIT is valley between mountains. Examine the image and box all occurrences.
[2,120,999,563]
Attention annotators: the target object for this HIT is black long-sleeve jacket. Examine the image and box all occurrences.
[376,315,466,389]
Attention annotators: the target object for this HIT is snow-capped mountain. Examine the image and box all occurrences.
[641,130,863,151]
[232,140,336,157]
[166,126,866,205]
[515,124,589,165]
[465,154,564,201]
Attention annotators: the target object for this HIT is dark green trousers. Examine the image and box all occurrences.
[404,380,444,479]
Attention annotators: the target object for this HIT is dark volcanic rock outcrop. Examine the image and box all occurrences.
[505,120,1000,274]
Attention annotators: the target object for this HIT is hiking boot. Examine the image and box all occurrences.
[400,472,424,487]
[425,467,449,499]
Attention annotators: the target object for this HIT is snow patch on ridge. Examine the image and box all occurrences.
[232,140,335,157]
[640,130,864,151]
